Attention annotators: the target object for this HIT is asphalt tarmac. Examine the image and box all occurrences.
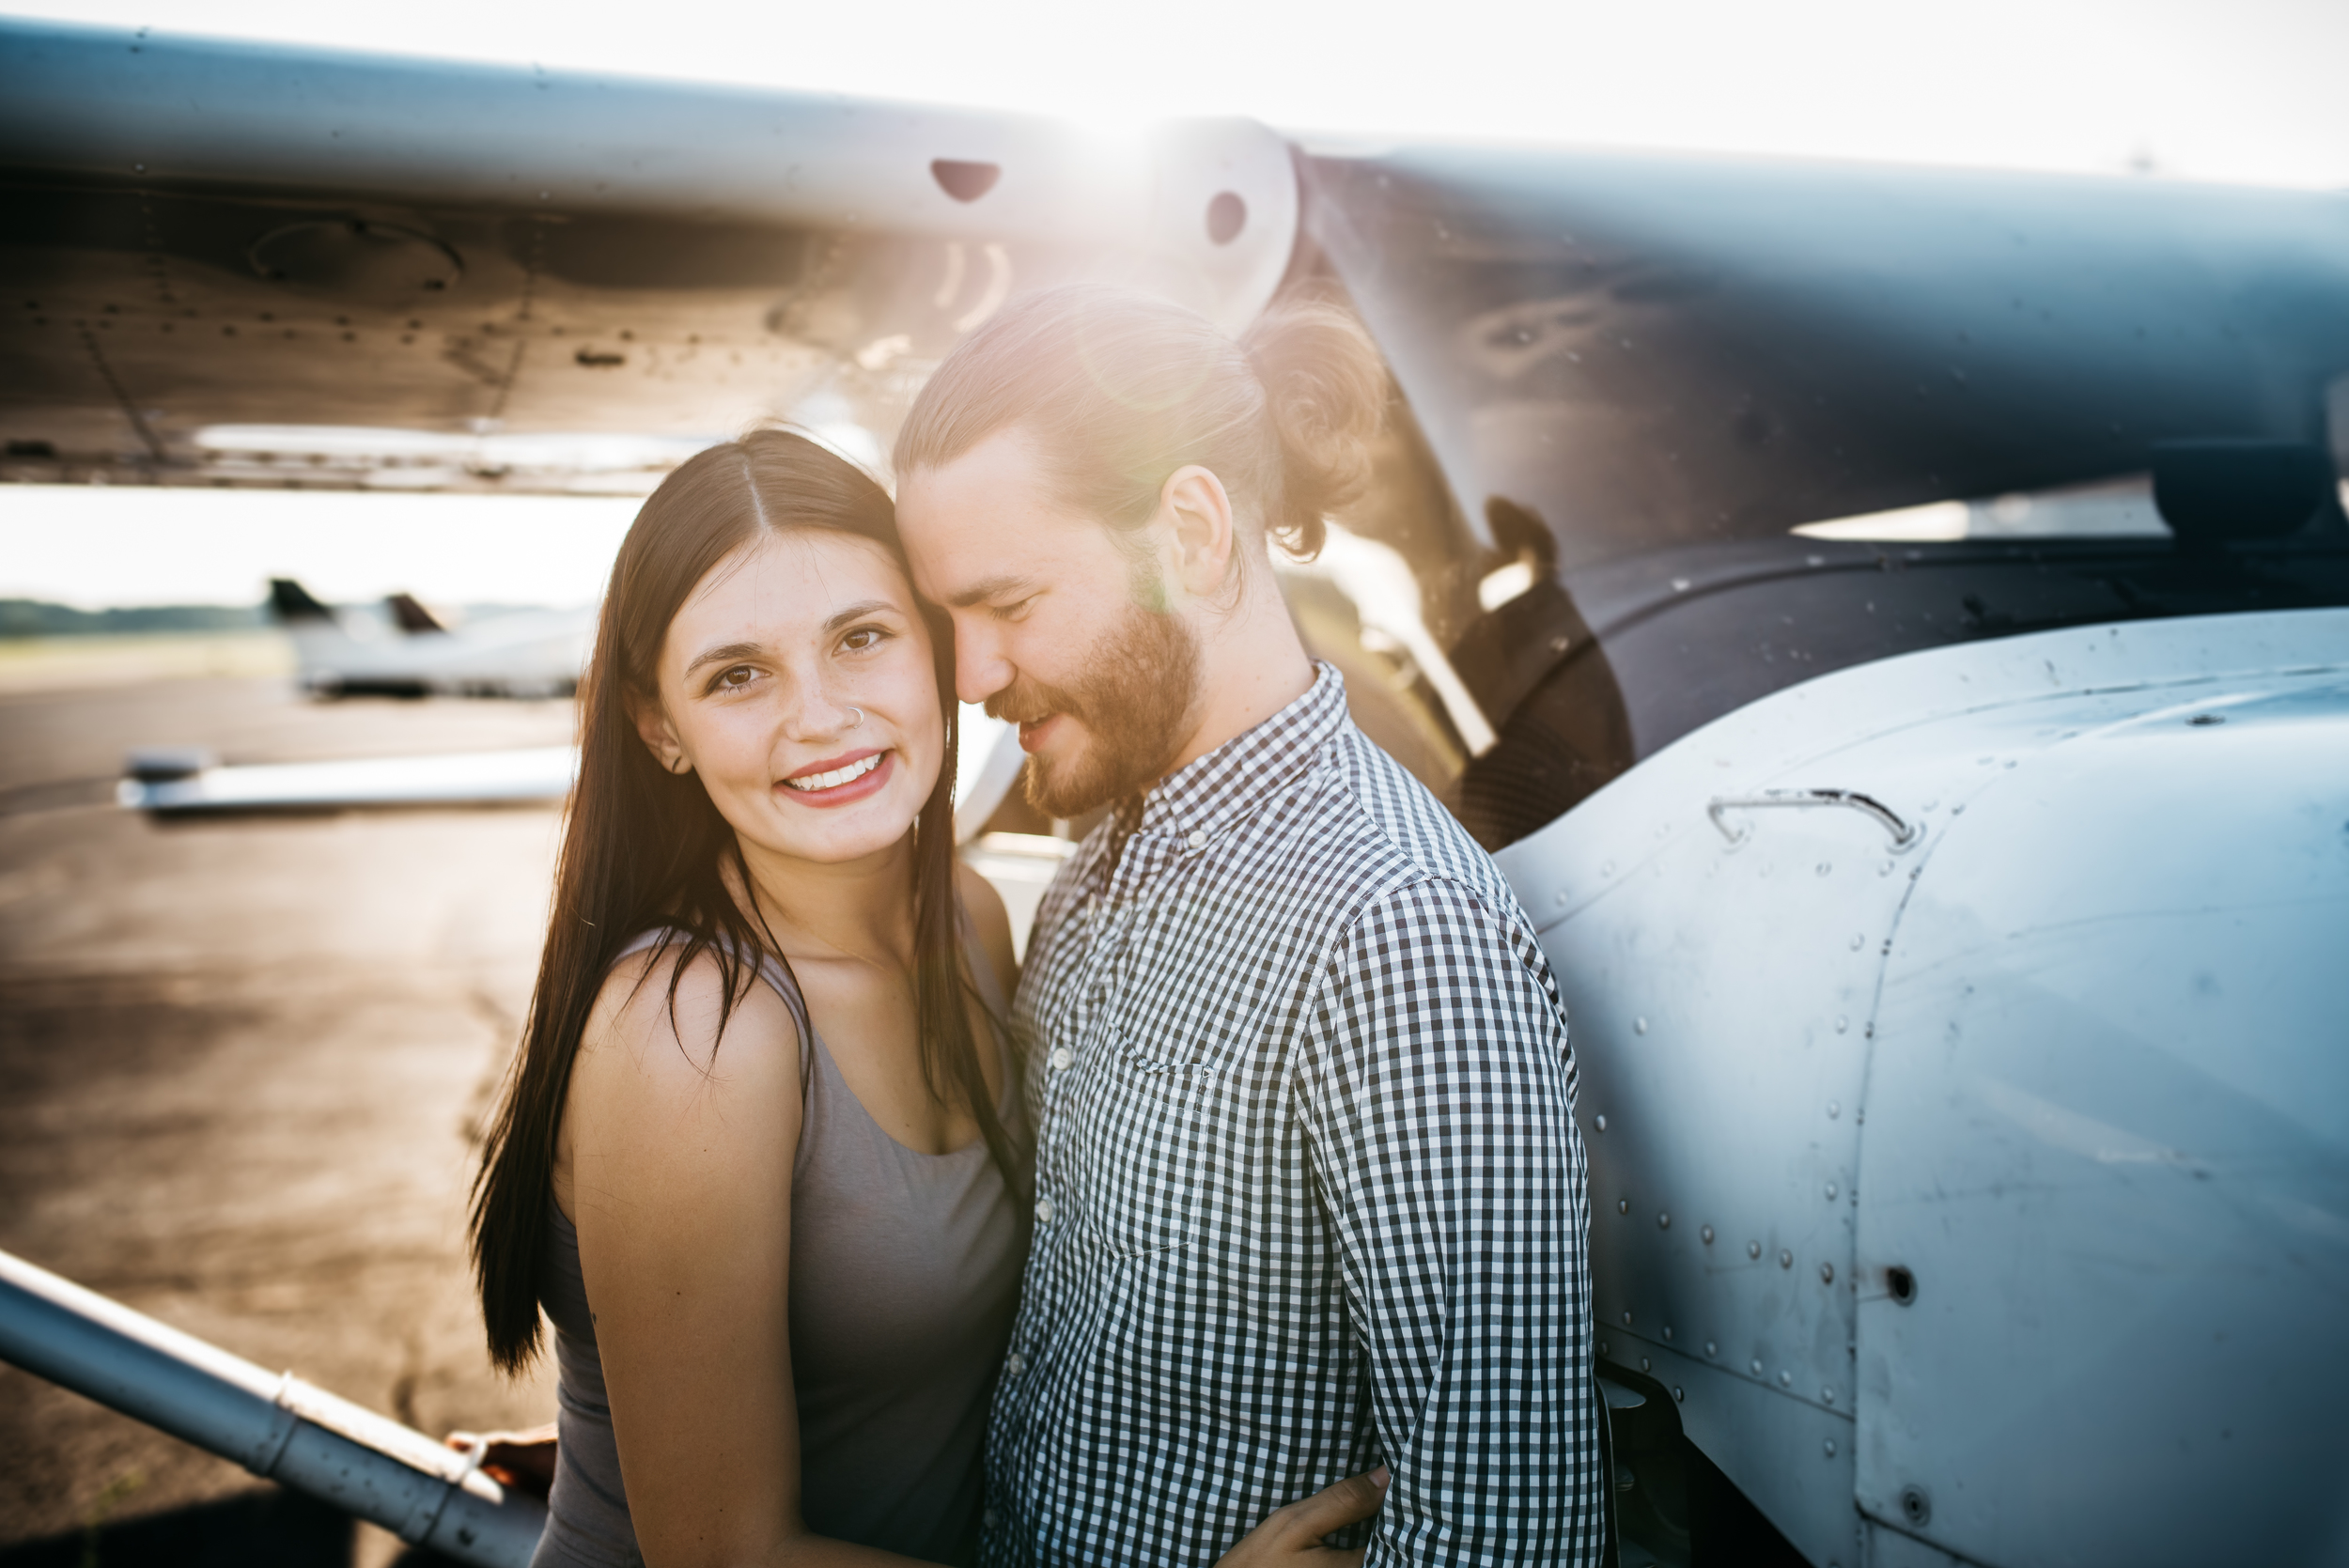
[0,668,579,1566]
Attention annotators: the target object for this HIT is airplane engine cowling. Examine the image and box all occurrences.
[1495,608,2349,1568]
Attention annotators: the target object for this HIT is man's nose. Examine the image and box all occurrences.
[953,617,1013,706]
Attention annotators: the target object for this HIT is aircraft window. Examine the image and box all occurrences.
[1294,147,2349,848]
[1792,477,2170,543]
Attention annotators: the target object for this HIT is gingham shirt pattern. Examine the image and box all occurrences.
[984,663,1598,1568]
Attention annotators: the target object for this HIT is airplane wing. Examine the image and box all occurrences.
[118,708,1027,839]
[12,18,2346,842]
[1299,142,2349,554]
[0,19,1299,486]
[118,745,580,813]
[6,17,2341,530]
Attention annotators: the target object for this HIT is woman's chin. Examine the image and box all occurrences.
[739,784,930,866]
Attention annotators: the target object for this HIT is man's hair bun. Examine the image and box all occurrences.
[1239,297,1388,559]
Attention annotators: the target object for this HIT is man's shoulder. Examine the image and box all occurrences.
[1309,720,1520,915]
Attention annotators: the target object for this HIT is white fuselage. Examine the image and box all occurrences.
[1498,608,2349,1568]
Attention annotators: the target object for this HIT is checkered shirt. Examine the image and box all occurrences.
[984,662,1599,1567]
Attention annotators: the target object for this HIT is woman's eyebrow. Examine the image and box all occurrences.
[822,598,897,634]
[682,640,765,677]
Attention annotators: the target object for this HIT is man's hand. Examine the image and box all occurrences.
[1215,1467,1392,1568]
[445,1422,558,1499]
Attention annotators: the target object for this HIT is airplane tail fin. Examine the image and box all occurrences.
[385,593,448,635]
[268,578,336,623]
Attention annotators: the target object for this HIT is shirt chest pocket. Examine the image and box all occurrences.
[1066,1030,1216,1259]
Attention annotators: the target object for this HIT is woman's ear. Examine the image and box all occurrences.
[627,688,691,776]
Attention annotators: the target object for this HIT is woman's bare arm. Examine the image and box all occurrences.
[565,951,926,1568]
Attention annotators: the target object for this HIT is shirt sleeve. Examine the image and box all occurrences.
[1291,877,1601,1567]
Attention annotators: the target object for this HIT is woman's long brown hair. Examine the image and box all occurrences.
[469,427,1019,1374]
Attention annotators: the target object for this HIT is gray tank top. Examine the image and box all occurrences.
[533,925,1029,1568]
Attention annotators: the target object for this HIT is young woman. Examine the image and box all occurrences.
[467,429,1380,1568]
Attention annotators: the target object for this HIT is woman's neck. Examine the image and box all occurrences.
[733,831,919,971]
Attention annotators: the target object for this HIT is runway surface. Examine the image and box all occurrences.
[0,668,578,1565]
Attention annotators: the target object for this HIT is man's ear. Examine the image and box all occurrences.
[627,687,690,776]
[1156,465,1237,602]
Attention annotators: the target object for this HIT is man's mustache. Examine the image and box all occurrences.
[984,680,1071,728]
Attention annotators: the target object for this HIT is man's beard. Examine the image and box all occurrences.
[985,597,1204,820]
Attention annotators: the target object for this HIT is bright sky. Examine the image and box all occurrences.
[15,0,2343,186]
[0,488,637,610]
[4,0,2341,608]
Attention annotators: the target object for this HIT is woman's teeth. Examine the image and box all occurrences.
[784,753,882,793]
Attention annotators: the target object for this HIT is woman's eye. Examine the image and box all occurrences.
[841,627,884,653]
[714,664,756,691]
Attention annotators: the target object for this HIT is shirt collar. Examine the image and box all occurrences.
[1134,661,1348,843]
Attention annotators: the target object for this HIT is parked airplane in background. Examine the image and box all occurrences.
[2,19,2345,1568]
[265,576,591,698]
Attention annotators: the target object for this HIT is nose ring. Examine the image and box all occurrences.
[847,706,864,728]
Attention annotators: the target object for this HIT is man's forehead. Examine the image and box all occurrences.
[904,431,1050,528]
[899,429,1107,588]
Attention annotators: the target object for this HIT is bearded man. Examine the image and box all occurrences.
[894,285,1600,1568]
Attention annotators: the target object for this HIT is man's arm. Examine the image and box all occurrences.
[1293,878,1601,1568]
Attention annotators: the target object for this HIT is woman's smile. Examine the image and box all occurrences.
[777,747,894,807]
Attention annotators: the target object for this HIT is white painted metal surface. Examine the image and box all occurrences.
[118,716,1023,836]
[1497,609,2349,1568]
[0,22,1298,339]
[280,606,594,699]
[118,745,579,813]
[0,1247,545,1565]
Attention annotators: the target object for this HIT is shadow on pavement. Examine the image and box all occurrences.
[0,1487,468,1568]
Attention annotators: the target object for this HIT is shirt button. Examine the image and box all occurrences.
[1004,1352,1025,1376]
[1034,1197,1056,1223]
[1186,829,1207,851]
[1050,1047,1074,1072]
[983,1509,1000,1529]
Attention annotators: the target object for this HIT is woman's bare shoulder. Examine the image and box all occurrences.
[581,937,802,1097]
